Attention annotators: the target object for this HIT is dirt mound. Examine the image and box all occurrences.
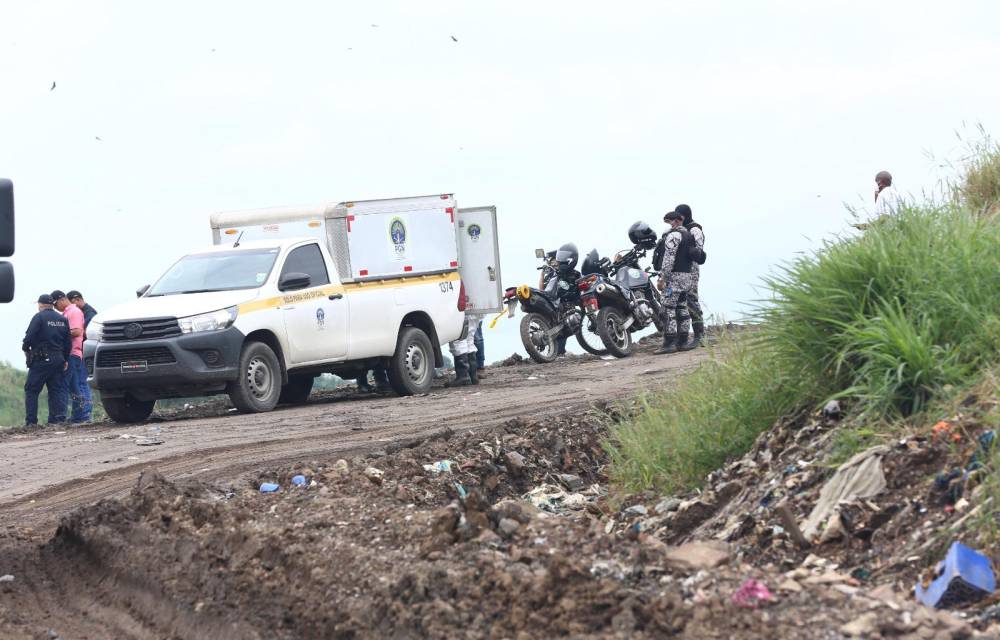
[1,405,978,638]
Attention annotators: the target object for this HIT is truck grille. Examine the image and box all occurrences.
[102,318,182,342]
[96,347,176,368]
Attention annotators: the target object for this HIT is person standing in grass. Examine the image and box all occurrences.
[856,171,903,229]
[655,211,697,354]
[874,170,903,216]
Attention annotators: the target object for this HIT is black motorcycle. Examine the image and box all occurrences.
[501,244,607,363]
[577,222,665,358]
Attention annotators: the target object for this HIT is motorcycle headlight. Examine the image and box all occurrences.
[179,306,238,334]
[86,320,104,342]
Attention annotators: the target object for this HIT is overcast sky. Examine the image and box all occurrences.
[2,0,1000,368]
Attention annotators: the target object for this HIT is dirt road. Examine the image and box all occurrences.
[0,345,704,531]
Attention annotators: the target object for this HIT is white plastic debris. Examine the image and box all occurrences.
[422,460,456,474]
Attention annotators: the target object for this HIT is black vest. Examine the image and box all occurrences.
[669,227,694,273]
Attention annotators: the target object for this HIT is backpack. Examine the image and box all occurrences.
[652,235,667,271]
[686,223,707,265]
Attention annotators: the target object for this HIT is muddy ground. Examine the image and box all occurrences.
[2,334,996,638]
[0,340,703,530]
[0,401,986,639]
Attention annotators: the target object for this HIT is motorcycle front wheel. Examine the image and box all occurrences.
[576,315,609,356]
[520,313,559,364]
[597,306,634,358]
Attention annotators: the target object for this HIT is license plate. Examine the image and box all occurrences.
[121,360,148,374]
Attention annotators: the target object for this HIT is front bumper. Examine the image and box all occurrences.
[85,327,244,399]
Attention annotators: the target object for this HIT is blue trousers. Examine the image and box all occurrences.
[24,359,68,425]
[66,355,93,422]
[474,322,485,369]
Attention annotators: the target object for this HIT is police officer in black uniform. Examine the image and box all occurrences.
[23,293,72,425]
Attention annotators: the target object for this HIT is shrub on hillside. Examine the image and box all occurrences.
[609,141,1000,493]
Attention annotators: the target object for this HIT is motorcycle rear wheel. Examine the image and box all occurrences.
[575,316,608,356]
[597,306,633,358]
[520,313,559,364]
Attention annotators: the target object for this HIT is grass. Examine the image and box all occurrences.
[608,135,1000,494]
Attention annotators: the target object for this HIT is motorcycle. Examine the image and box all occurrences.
[500,245,607,363]
[577,222,665,358]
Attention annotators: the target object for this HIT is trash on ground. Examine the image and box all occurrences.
[663,541,732,572]
[423,460,456,474]
[135,437,163,446]
[523,484,589,513]
[0,574,14,583]
[822,399,842,419]
[731,578,773,608]
[915,541,996,609]
[364,466,384,484]
[259,483,280,493]
[291,475,306,486]
[801,445,888,540]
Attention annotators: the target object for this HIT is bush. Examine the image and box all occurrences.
[609,139,1000,493]
[608,335,805,493]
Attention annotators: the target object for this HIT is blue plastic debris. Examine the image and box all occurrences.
[259,482,280,493]
[291,475,306,486]
[454,482,467,499]
[915,541,996,609]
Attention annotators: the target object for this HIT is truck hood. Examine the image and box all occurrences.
[94,290,261,323]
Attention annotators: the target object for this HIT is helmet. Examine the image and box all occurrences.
[580,249,602,275]
[555,243,579,271]
[628,221,657,249]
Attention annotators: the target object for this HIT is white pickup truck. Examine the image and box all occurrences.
[85,194,502,423]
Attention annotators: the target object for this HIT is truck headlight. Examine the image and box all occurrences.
[179,306,238,334]
[86,320,104,342]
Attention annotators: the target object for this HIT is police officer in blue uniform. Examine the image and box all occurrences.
[22,293,72,426]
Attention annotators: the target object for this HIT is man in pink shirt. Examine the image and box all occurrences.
[52,290,92,423]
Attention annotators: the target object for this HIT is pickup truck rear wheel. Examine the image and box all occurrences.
[387,327,434,396]
[102,395,155,424]
[228,341,282,413]
[278,374,314,405]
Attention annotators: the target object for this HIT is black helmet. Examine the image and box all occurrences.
[580,249,602,275]
[555,243,579,271]
[628,221,657,249]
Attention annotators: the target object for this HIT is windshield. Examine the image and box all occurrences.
[147,248,280,297]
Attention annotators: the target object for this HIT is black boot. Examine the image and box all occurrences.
[692,324,704,349]
[468,354,479,385]
[446,354,472,387]
[655,335,678,355]
[676,332,690,350]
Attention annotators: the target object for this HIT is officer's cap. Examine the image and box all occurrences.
[50,289,67,301]
[37,294,54,305]
[67,290,83,301]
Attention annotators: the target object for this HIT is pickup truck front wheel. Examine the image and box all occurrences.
[387,327,434,396]
[102,395,155,424]
[228,341,282,413]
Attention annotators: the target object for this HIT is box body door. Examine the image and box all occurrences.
[456,206,502,314]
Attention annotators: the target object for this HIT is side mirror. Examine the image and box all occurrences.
[534,248,545,259]
[279,272,311,291]
[0,179,12,257]
[0,262,12,303]
[136,284,150,298]
[0,179,14,304]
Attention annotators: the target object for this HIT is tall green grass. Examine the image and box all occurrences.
[609,143,1000,493]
